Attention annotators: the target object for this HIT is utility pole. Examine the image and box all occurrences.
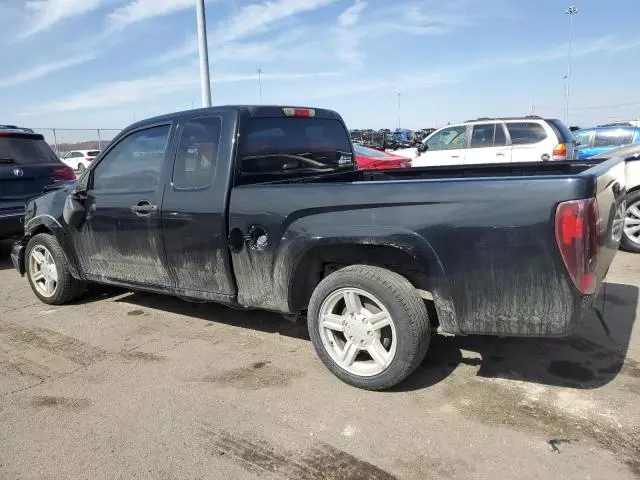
[196,0,211,107]
[257,68,263,103]
[397,93,402,129]
[564,5,578,124]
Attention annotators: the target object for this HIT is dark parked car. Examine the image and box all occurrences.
[11,106,626,390]
[0,125,75,239]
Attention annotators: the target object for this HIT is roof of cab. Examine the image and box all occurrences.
[122,105,342,134]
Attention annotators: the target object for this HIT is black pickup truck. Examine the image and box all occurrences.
[10,106,626,390]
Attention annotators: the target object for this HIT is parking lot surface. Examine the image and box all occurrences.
[1,245,639,480]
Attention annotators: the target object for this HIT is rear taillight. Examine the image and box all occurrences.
[282,107,315,117]
[85,156,93,162]
[553,143,567,159]
[555,198,599,294]
[52,165,76,181]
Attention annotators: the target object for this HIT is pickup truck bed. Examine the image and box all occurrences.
[10,106,626,390]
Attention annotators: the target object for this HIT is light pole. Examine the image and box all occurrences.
[564,5,578,124]
[196,0,211,107]
[257,68,263,103]
[397,93,402,129]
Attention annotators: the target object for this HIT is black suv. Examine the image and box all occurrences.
[0,125,76,239]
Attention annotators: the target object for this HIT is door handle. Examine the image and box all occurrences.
[496,152,505,156]
[450,155,460,158]
[131,200,157,216]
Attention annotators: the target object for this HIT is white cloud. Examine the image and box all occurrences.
[22,68,338,114]
[338,0,366,28]
[0,53,96,87]
[333,0,367,65]
[153,0,337,64]
[106,0,207,31]
[21,0,105,38]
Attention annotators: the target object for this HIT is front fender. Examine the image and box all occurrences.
[274,225,458,333]
[23,213,82,280]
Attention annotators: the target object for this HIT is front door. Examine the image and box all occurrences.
[464,123,511,164]
[412,125,467,167]
[72,124,174,287]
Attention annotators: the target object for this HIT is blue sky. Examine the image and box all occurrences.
[1,0,639,133]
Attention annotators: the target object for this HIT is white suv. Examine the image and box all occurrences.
[61,150,100,172]
[399,117,576,167]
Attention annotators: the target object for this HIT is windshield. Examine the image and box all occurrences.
[353,144,390,158]
[238,117,354,185]
[0,134,61,165]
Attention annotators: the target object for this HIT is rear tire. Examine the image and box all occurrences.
[26,233,86,305]
[622,190,640,254]
[77,163,86,173]
[307,265,430,390]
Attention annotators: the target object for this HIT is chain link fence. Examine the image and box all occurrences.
[33,128,122,156]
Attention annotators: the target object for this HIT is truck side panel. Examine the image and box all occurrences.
[228,176,595,336]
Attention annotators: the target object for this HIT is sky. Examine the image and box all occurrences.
[1,0,640,136]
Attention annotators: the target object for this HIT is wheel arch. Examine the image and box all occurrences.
[283,231,457,332]
[23,215,82,279]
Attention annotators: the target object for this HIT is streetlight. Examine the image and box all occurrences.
[564,5,578,124]
[257,68,263,103]
[397,93,402,129]
[196,0,211,107]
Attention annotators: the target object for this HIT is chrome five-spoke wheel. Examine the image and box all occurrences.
[624,200,640,246]
[319,287,398,377]
[28,245,58,298]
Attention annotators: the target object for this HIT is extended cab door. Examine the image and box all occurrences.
[72,124,174,286]
[412,125,467,167]
[160,113,237,301]
[464,123,511,164]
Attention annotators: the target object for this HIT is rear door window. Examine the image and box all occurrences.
[0,134,60,165]
[470,124,495,148]
[594,129,634,147]
[238,118,353,185]
[173,116,222,189]
[506,122,547,145]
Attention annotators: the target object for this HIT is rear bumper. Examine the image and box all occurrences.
[0,211,25,239]
[11,240,26,276]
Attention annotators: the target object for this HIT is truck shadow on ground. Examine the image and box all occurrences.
[115,282,638,391]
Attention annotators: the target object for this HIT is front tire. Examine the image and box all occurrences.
[26,233,86,305]
[622,190,640,253]
[307,265,430,390]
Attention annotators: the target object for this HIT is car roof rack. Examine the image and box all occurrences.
[465,115,543,122]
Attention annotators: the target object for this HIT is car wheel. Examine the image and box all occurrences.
[622,190,640,253]
[77,163,86,173]
[26,233,86,305]
[307,265,430,390]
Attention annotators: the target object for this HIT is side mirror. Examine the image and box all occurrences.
[63,192,87,229]
[417,143,428,153]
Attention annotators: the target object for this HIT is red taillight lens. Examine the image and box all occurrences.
[553,143,567,158]
[282,107,315,117]
[555,198,599,294]
[85,156,93,162]
[52,165,76,181]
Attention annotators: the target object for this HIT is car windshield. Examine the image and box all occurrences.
[353,144,389,158]
[546,119,576,143]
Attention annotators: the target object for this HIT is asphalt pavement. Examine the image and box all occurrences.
[1,244,639,479]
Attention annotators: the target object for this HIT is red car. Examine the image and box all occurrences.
[353,144,411,170]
